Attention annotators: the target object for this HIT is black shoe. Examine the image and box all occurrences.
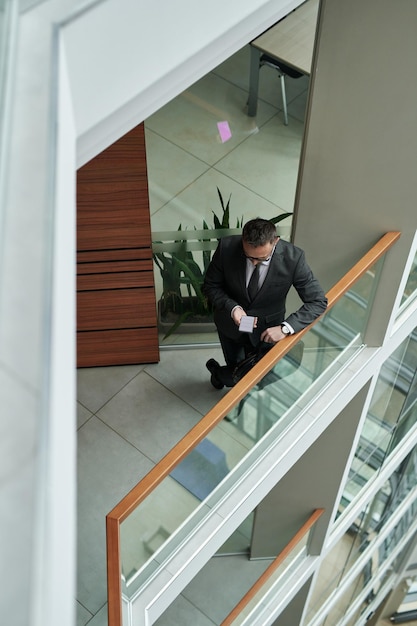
[206,359,224,389]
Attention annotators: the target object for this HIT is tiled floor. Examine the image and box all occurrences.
[76,42,308,626]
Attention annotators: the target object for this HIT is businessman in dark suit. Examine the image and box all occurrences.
[203,218,327,388]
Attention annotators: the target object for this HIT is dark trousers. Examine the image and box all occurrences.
[214,335,275,388]
[218,329,254,367]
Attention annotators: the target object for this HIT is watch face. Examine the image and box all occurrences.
[282,325,290,334]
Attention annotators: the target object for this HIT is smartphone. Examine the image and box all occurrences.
[239,315,256,333]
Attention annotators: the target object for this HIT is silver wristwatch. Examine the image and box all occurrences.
[281,324,291,335]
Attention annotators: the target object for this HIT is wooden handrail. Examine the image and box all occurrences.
[221,508,325,626]
[106,517,122,626]
[106,231,400,626]
[325,231,401,308]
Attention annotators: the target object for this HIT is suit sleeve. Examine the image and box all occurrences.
[285,250,328,332]
[203,239,240,315]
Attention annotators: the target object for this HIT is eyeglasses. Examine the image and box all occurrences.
[245,244,276,263]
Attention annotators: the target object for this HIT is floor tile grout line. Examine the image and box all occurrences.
[138,367,209,419]
[76,368,146,417]
[94,412,158,468]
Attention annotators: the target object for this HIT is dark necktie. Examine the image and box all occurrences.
[248,264,260,301]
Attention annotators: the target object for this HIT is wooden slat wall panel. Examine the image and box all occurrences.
[77,259,153,276]
[77,204,150,250]
[77,126,152,251]
[77,248,152,263]
[76,123,159,367]
[77,270,154,291]
[78,328,159,367]
[77,289,157,330]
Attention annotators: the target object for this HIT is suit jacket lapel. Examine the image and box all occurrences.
[257,239,283,296]
[235,243,247,298]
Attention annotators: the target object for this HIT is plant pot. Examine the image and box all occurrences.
[157,298,216,334]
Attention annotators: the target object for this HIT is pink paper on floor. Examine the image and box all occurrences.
[217,120,232,142]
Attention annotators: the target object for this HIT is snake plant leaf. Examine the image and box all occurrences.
[270,212,293,224]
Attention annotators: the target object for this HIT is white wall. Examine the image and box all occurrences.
[293,0,417,293]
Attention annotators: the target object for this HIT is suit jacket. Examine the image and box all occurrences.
[203,235,327,346]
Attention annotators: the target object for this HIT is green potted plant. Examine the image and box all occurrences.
[152,188,292,338]
[153,235,214,336]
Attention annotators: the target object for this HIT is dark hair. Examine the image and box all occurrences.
[242,218,277,247]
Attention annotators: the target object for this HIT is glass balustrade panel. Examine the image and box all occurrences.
[224,542,308,626]
[153,228,240,347]
[141,508,317,626]
[307,499,417,625]
[341,327,417,512]
[341,507,417,624]
[399,249,417,309]
[119,262,384,602]
[308,447,417,624]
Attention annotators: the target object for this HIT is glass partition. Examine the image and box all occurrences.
[218,510,324,626]
[152,229,379,350]
[152,217,292,347]
[152,227,241,345]
[118,259,383,599]
[340,326,417,513]
[224,548,307,626]
[307,448,417,626]
[313,554,392,626]
[400,249,417,308]
[390,576,417,623]
[153,511,312,626]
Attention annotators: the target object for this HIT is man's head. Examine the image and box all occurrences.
[242,218,279,264]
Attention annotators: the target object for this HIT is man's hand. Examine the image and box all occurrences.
[232,306,259,329]
[232,306,247,326]
[261,326,287,343]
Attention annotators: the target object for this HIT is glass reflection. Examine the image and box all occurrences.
[308,448,417,625]
[390,575,417,622]
[400,250,417,307]
[331,556,390,625]
[120,475,198,585]
[341,327,417,510]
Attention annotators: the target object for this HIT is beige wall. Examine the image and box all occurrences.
[293,0,417,293]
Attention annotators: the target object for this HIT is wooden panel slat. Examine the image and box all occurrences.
[77,208,151,250]
[77,327,159,367]
[77,259,153,275]
[77,248,152,264]
[77,288,156,330]
[77,271,154,291]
